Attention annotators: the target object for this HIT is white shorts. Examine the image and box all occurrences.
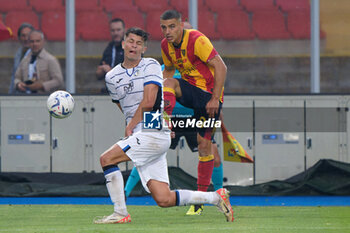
[117,130,171,193]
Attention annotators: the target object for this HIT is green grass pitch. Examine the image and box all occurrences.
[0,205,350,233]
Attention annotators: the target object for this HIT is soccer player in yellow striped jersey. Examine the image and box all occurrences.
[160,10,227,215]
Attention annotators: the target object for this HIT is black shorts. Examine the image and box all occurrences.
[176,78,222,140]
[170,125,198,152]
[169,124,217,152]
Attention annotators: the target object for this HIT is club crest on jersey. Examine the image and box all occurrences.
[181,49,186,56]
[143,110,162,130]
[123,81,134,93]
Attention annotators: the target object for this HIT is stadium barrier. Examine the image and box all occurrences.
[0,159,349,197]
[1,94,349,186]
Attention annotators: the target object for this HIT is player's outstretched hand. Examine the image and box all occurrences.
[206,97,219,118]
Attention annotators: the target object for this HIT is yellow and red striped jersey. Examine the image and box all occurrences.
[161,29,220,95]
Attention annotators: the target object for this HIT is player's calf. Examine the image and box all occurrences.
[163,76,178,89]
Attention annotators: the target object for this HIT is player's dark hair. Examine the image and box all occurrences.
[125,27,149,43]
[160,10,182,21]
[17,23,34,38]
[110,18,125,28]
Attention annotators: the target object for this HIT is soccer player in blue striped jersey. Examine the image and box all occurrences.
[94,27,233,224]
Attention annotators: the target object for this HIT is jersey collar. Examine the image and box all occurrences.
[173,29,186,49]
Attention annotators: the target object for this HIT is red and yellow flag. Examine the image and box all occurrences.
[222,122,253,163]
[0,21,13,41]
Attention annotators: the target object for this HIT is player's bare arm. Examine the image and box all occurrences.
[125,83,159,136]
[163,65,176,79]
[206,55,227,118]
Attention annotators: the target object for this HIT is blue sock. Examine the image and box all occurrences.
[124,167,141,197]
[211,163,223,191]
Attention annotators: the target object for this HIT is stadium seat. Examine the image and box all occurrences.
[252,10,290,39]
[287,10,325,39]
[276,0,310,12]
[134,0,169,12]
[5,10,39,39]
[198,10,220,40]
[287,10,310,39]
[148,9,218,40]
[170,0,207,19]
[112,9,145,29]
[41,10,66,41]
[217,10,255,40]
[145,10,164,40]
[101,0,137,12]
[75,0,102,11]
[240,0,276,12]
[206,0,242,12]
[76,11,110,40]
[29,0,64,12]
[0,0,31,12]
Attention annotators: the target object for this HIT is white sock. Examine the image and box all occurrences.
[104,168,128,216]
[176,190,219,206]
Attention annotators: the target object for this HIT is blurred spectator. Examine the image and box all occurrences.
[183,21,192,30]
[14,30,64,94]
[9,23,34,94]
[96,18,125,92]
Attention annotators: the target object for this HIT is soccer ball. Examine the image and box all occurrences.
[47,90,75,119]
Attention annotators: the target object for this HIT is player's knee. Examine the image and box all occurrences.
[164,77,176,89]
[155,197,172,208]
[99,154,106,167]
[152,191,174,208]
[99,152,110,167]
[197,139,211,155]
[156,201,169,208]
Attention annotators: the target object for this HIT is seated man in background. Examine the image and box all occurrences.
[9,23,34,94]
[15,30,64,94]
[96,18,125,93]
